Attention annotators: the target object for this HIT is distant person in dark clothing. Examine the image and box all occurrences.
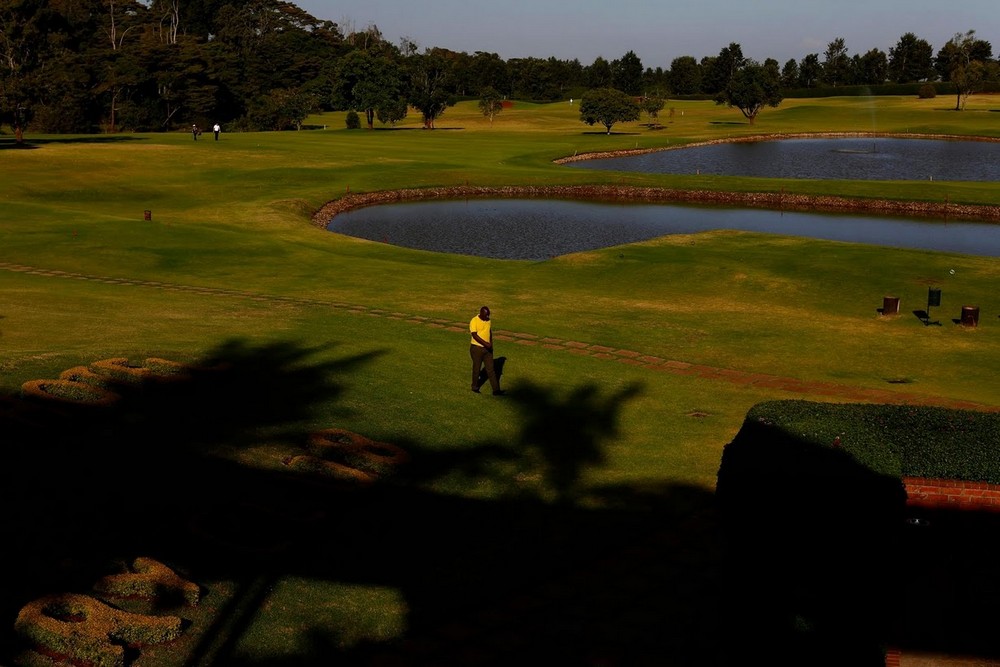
[192,124,199,140]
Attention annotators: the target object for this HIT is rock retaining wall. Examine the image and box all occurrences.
[313,183,1000,229]
[312,133,1000,229]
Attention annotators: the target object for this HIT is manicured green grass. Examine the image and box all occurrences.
[1,95,999,664]
[2,94,999,492]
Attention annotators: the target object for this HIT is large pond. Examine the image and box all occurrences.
[326,199,1000,260]
[568,138,1000,181]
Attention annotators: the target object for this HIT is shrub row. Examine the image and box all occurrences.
[737,400,1000,483]
[14,558,196,666]
[20,357,196,406]
[283,427,411,484]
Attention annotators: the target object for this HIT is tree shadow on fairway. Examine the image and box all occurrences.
[0,341,726,666]
[0,135,146,150]
[16,341,998,665]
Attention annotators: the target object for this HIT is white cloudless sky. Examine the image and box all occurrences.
[295,0,998,68]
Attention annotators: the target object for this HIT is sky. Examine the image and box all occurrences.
[296,0,999,68]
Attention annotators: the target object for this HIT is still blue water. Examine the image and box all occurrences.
[568,138,1000,181]
[326,199,1000,260]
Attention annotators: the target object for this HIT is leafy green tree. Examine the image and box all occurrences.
[375,97,408,126]
[702,43,744,94]
[334,50,403,129]
[949,61,986,111]
[888,32,934,83]
[822,37,851,87]
[0,0,43,141]
[507,56,568,101]
[715,59,783,124]
[639,92,665,127]
[407,50,455,129]
[936,31,994,110]
[579,87,639,134]
[478,85,503,125]
[611,50,643,95]
[547,56,584,98]
[469,51,510,96]
[763,57,781,85]
[798,53,821,88]
[246,86,315,130]
[344,22,392,55]
[668,56,701,95]
[642,66,668,94]
[585,56,612,88]
[855,48,888,85]
[780,59,799,88]
[95,49,146,132]
[430,47,474,95]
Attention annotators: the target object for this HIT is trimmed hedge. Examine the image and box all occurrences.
[737,400,1000,483]
[14,593,183,666]
[93,557,200,606]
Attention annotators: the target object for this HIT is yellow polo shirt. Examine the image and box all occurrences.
[470,316,491,347]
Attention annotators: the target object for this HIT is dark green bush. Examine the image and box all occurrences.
[918,84,937,99]
[345,111,361,129]
[732,400,1000,483]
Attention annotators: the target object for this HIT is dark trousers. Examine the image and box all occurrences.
[470,345,500,392]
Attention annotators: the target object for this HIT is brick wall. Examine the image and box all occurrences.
[903,477,1000,511]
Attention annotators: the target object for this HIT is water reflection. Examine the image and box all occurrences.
[568,138,1000,182]
[327,199,1000,260]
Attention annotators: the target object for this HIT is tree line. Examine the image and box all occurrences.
[1,0,997,141]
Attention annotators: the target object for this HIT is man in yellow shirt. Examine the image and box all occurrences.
[469,305,504,395]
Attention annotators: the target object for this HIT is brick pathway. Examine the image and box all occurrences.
[2,261,996,413]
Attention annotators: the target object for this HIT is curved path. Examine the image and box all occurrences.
[3,261,996,413]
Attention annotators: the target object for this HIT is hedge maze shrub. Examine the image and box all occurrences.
[306,427,411,476]
[20,379,119,407]
[12,360,410,663]
[93,557,200,606]
[88,358,153,385]
[282,427,411,484]
[21,356,201,407]
[14,558,198,664]
[284,454,377,484]
[59,365,112,388]
[14,593,184,667]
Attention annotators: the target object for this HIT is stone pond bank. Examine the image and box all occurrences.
[312,133,1000,228]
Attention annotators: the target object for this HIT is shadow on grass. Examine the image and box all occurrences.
[4,340,996,665]
[0,135,146,150]
[717,417,1000,666]
[913,309,942,326]
[0,339,726,666]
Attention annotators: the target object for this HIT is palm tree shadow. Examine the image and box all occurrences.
[1,345,729,665]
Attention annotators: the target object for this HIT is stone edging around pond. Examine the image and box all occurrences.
[312,133,1000,229]
[312,182,1000,229]
[551,131,1000,164]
